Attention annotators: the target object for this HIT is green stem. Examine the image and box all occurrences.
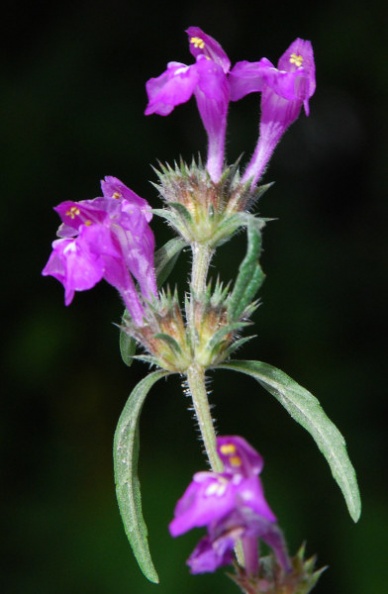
[187,241,244,564]
[186,241,213,341]
[186,362,222,472]
[186,241,221,471]
[190,242,214,296]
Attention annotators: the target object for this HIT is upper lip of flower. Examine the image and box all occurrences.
[186,26,231,73]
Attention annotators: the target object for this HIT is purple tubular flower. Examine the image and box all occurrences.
[145,27,231,182]
[42,176,157,326]
[169,436,290,576]
[229,38,316,187]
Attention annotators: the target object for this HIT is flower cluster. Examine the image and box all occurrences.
[43,28,316,334]
[146,28,315,187]
[170,436,290,575]
[42,176,157,326]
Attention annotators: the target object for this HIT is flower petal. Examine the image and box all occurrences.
[169,472,238,536]
[145,62,198,116]
[42,236,104,305]
[186,26,231,73]
[187,534,234,574]
[217,435,264,477]
[101,176,153,222]
[277,38,316,115]
[229,58,272,101]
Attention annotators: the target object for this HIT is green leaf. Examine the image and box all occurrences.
[154,333,182,354]
[168,202,193,222]
[212,213,242,247]
[152,208,180,226]
[207,322,249,353]
[113,370,169,583]
[155,237,186,287]
[227,218,265,320]
[255,181,275,200]
[119,311,136,367]
[220,360,361,522]
[223,335,257,358]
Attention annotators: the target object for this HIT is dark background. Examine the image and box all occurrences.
[1,1,387,593]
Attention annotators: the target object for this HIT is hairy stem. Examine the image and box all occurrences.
[186,362,222,471]
[187,241,244,565]
[186,242,221,470]
[191,242,214,296]
[186,241,214,340]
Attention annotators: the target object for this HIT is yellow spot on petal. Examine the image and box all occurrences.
[84,220,92,226]
[229,455,242,467]
[290,53,304,67]
[190,36,205,50]
[112,192,121,199]
[220,444,236,455]
[66,206,81,219]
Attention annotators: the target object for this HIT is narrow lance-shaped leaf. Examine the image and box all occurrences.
[119,310,137,367]
[220,360,361,522]
[168,202,193,222]
[114,370,169,583]
[227,217,265,320]
[154,236,186,288]
[152,208,191,241]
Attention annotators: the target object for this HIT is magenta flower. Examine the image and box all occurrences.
[42,176,157,326]
[169,436,290,575]
[145,27,231,182]
[230,38,316,187]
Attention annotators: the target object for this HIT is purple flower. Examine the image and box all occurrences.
[230,38,316,187]
[42,176,157,325]
[145,27,231,182]
[169,436,290,575]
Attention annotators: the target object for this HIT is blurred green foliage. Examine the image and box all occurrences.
[1,1,387,593]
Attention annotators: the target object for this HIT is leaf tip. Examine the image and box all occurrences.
[350,502,362,523]
[145,570,160,584]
